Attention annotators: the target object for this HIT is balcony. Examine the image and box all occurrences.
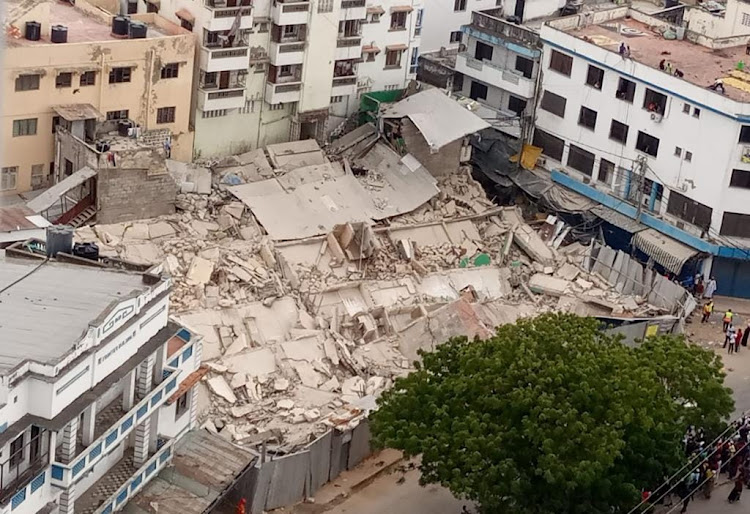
[269,41,305,65]
[265,81,302,104]
[204,5,253,32]
[49,367,180,489]
[0,430,50,511]
[200,45,250,73]
[271,0,310,27]
[454,52,535,99]
[335,35,363,60]
[198,87,246,111]
[341,0,366,19]
[331,76,357,96]
[465,9,541,48]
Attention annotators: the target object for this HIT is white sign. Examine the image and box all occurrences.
[99,299,137,339]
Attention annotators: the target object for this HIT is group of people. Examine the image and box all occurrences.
[658,59,685,78]
[692,274,717,300]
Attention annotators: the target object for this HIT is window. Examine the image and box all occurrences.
[508,96,527,116]
[515,56,533,79]
[414,8,423,35]
[693,107,700,118]
[410,47,419,74]
[454,0,467,11]
[615,77,635,102]
[567,145,595,176]
[157,106,176,124]
[175,392,189,419]
[390,11,407,30]
[10,434,24,468]
[609,119,629,144]
[1,167,18,191]
[370,12,380,22]
[636,131,660,157]
[721,212,750,237]
[674,146,682,157]
[578,106,597,130]
[682,103,690,114]
[450,31,462,43]
[667,191,712,229]
[532,129,564,161]
[318,0,333,12]
[585,65,604,89]
[549,50,573,76]
[31,164,45,190]
[685,151,693,162]
[598,158,615,185]
[366,52,376,62]
[80,71,96,86]
[331,96,343,103]
[204,30,220,47]
[279,65,292,77]
[15,74,40,91]
[540,90,566,118]
[161,63,179,79]
[385,50,402,68]
[52,116,61,133]
[55,72,72,88]
[740,125,750,143]
[469,80,487,101]
[106,110,129,121]
[181,18,193,31]
[643,88,667,114]
[109,67,132,83]
[731,169,750,189]
[13,118,37,137]
[257,22,269,33]
[743,12,750,26]
[474,41,493,61]
[127,0,137,14]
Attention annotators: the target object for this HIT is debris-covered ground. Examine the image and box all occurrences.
[75,139,685,454]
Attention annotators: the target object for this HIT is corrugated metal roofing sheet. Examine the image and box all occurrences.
[632,228,699,274]
[591,205,647,234]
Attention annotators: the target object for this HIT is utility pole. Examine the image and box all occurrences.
[634,155,648,222]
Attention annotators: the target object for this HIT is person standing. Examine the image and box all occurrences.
[729,468,745,503]
[705,276,717,299]
[737,328,744,353]
[702,301,714,323]
[743,325,750,348]
[704,465,715,499]
[729,329,738,354]
[726,324,736,349]
[724,309,734,332]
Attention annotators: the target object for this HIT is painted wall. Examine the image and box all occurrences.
[538,24,750,237]
[419,0,499,53]
[2,8,195,196]
[298,0,340,113]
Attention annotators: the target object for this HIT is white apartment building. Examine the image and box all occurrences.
[419,0,499,54]
[0,252,203,514]
[536,3,750,297]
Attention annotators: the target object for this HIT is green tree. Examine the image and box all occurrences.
[371,313,733,513]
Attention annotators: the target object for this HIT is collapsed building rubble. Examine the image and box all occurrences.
[73,137,691,454]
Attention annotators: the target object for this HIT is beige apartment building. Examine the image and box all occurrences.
[1,0,195,197]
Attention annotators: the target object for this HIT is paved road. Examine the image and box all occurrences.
[325,469,470,514]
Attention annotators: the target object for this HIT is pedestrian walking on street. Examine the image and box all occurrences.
[704,466,715,499]
[730,330,739,354]
[705,276,717,299]
[724,309,735,332]
[729,469,745,503]
[737,329,744,353]
[725,325,736,349]
[702,301,714,323]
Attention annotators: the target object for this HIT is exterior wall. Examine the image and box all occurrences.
[685,0,750,39]
[299,0,341,113]
[401,118,462,177]
[2,10,195,196]
[419,0,498,53]
[538,23,750,238]
[96,167,178,223]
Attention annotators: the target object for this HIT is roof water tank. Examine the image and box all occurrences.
[112,15,129,36]
[51,25,68,43]
[73,242,100,261]
[129,20,147,39]
[46,225,74,257]
[665,0,679,7]
[25,21,41,41]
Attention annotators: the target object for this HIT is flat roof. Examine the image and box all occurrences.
[566,18,750,102]
[7,1,171,47]
[0,253,150,373]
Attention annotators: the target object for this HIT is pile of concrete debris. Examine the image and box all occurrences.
[75,138,680,453]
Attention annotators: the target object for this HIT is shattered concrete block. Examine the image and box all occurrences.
[123,223,150,240]
[320,376,340,392]
[148,221,176,239]
[273,378,290,391]
[186,256,215,286]
[575,278,593,290]
[205,361,228,373]
[396,239,414,260]
[224,202,245,220]
[164,255,182,275]
[225,348,277,376]
[556,263,581,282]
[277,399,295,410]
[528,273,570,297]
[230,404,254,418]
[230,373,249,389]
[304,409,320,422]
[123,243,162,265]
[207,376,237,404]
[224,335,248,356]
[230,266,254,283]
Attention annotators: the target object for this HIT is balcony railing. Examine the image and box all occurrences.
[94,439,175,514]
[213,6,252,17]
[205,0,251,7]
[281,2,309,12]
[342,0,365,7]
[333,76,357,86]
[458,53,533,90]
[49,367,180,488]
[337,36,362,47]
[211,47,249,58]
[207,89,245,100]
[278,42,305,52]
[0,431,50,507]
[469,10,540,46]
[274,82,301,92]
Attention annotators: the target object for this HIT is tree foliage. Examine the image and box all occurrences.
[371,313,733,513]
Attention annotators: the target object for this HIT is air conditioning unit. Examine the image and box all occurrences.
[650,112,663,123]
[583,176,591,184]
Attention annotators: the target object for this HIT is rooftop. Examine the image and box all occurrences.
[6,0,175,47]
[564,17,750,102]
[0,253,151,373]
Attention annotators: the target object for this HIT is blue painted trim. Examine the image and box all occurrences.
[51,465,64,481]
[463,26,541,59]
[549,170,750,259]
[648,182,658,212]
[542,39,750,124]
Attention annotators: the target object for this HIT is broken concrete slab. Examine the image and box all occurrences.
[528,273,570,297]
[207,376,237,404]
[123,223,150,240]
[224,347,277,376]
[555,263,580,282]
[122,242,162,265]
[501,208,555,265]
[186,256,215,286]
[148,221,176,239]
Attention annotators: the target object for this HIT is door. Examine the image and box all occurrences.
[219,71,230,89]
[29,426,40,463]
[712,257,750,299]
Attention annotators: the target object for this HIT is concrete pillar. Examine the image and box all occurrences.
[702,255,714,279]
[133,418,151,467]
[48,431,58,465]
[189,385,199,430]
[122,370,136,411]
[81,403,97,446]
[153,344,166,385]
[59,417,79,465]
[136,353,156,400]
[58,483,75,514]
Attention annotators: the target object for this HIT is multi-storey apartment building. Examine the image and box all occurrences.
[0,249,203,514]
[536,1,750,296]
[2,0,195,197]
[419,0,500,54]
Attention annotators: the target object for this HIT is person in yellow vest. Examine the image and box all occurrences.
[702,301,714,323]
[724,309,734,332]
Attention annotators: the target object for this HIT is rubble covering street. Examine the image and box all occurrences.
[75,140,684,454]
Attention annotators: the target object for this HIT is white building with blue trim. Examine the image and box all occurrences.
[534,2,750,297]
[0,253,203,514]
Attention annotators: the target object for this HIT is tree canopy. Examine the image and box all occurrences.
[370,313,734,514]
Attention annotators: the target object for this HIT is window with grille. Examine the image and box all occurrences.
[80,71,96,86]
[667,191,712,229]
[13,118,37,137]
[454,0,467,10]
[106,110,129,121]
[161,63,179,79]
[598,159,615,185]
[109,67,132,83]
[157,106,176,124]
[15,74,40,91]
[1,167,18,191]
[742,12,750,26]
[391,11,407,29]
[318,0,333,13]
[31,164,45,190]
[515,56,533,79]
[615,77,635,102]
[585,65,604,89]
[450,31,462,43]
[721,212,750,237]
[56,72,72,88]
[385,50,402,67]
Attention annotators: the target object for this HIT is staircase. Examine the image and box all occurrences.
[68,206,96,228]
